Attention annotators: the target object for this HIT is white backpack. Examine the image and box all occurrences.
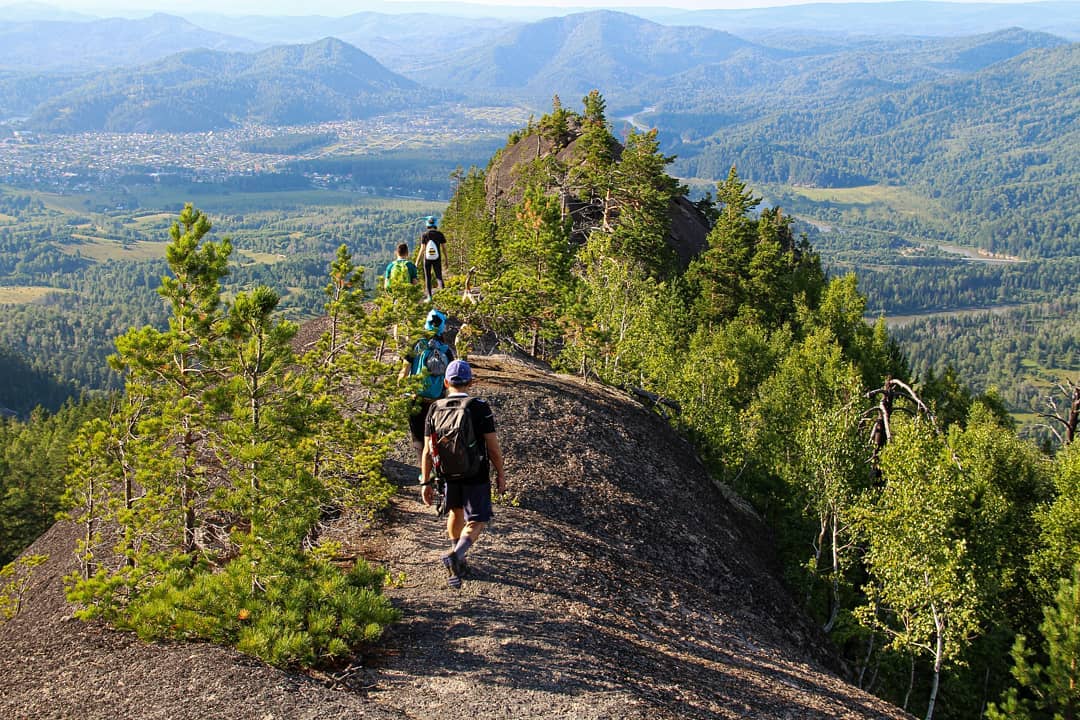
[425,239,440,260]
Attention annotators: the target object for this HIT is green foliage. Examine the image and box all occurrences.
[687,167,824,329]
[792,396,868,630]
[893,297,1080,428]
[121,543,397,668]
[0,554,47,623]
[443,166,497,279]
[62,206,400,668]
[951,405,1050,623]
[987,565,1080,720]
[538,95,574,150]
[855,416,980,717]
[0,397,107,565]
[0,187,448,405]
[808,274,905,389]
[1031,443,1080,606]
[669,42,1078,260]
[671,318,788,485]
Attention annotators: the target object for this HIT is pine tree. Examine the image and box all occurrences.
[443,167,497,279]
[607,128,682,280]
[987,564,1080,720]
[539,94,573,150]
[687,167,823,330]
[62,207,400,668]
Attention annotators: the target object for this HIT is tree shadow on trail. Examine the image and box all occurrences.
[374,503,898,720]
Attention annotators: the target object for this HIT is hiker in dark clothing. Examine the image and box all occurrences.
[420,359,506,588]
[401,309,454,475]
[416,216,447,302]
[384,242,418,290]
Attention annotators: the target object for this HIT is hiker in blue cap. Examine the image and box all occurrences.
[421,359,506,588]
[416,216,447,302]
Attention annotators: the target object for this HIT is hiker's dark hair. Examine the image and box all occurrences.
[396,242,409,256]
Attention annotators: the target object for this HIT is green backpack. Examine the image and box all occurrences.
[386,259,411,289]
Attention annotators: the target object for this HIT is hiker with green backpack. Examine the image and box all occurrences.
[420,359,506,588]
[402,308,455,473]
[384,242,418,291]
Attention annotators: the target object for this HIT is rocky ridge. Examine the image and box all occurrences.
[0,349,909,719]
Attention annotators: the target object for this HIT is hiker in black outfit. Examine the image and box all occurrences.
[420,359,506,588]
[416,216,447,302]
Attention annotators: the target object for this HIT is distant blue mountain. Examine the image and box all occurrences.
[0,13,264,71]
[657,1,1080,41]
[406,10,759,108]
[24,38,432,132]
[186,11,516,71]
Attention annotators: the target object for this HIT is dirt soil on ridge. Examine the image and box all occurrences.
[0,345,911,719]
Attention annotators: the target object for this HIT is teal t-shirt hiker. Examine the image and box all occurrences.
[384,242,418,290]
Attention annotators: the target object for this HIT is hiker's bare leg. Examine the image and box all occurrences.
[462,520,486,543]
[446,508,465,541]
[450,520,485,567]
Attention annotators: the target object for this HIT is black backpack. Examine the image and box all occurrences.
[429,397,485,481]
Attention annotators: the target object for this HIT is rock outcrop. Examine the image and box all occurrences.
[485,125,710,269]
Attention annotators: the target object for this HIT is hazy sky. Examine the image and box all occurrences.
[14,0,1047,18]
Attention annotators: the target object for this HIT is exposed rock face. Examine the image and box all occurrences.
[0,348,908,719]
[485,127,709,269]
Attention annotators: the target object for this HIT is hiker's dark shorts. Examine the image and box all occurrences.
[408,399,435,444]
[445,480,493,523]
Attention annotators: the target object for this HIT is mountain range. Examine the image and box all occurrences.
[0,13,262,71]
[405,10,757,106]
[6,9,1070,130]
[21,38,428,132]
[3,1,1077,37]
[661,0,1080,40]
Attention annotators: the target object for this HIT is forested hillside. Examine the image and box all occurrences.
[670,40,1078,259]
[23,38,428,132]
[3,93,1080,719]
[0,186,447,401]
[428,96,1080,719]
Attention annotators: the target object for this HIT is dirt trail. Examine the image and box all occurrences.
[361,355,909,719]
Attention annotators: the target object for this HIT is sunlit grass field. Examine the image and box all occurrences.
[65,236,171,262]
[0,286,67,304]
[776,184,948,219]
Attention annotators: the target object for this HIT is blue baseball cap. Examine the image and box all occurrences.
[425,216,437,227]
[445,359,472,385]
